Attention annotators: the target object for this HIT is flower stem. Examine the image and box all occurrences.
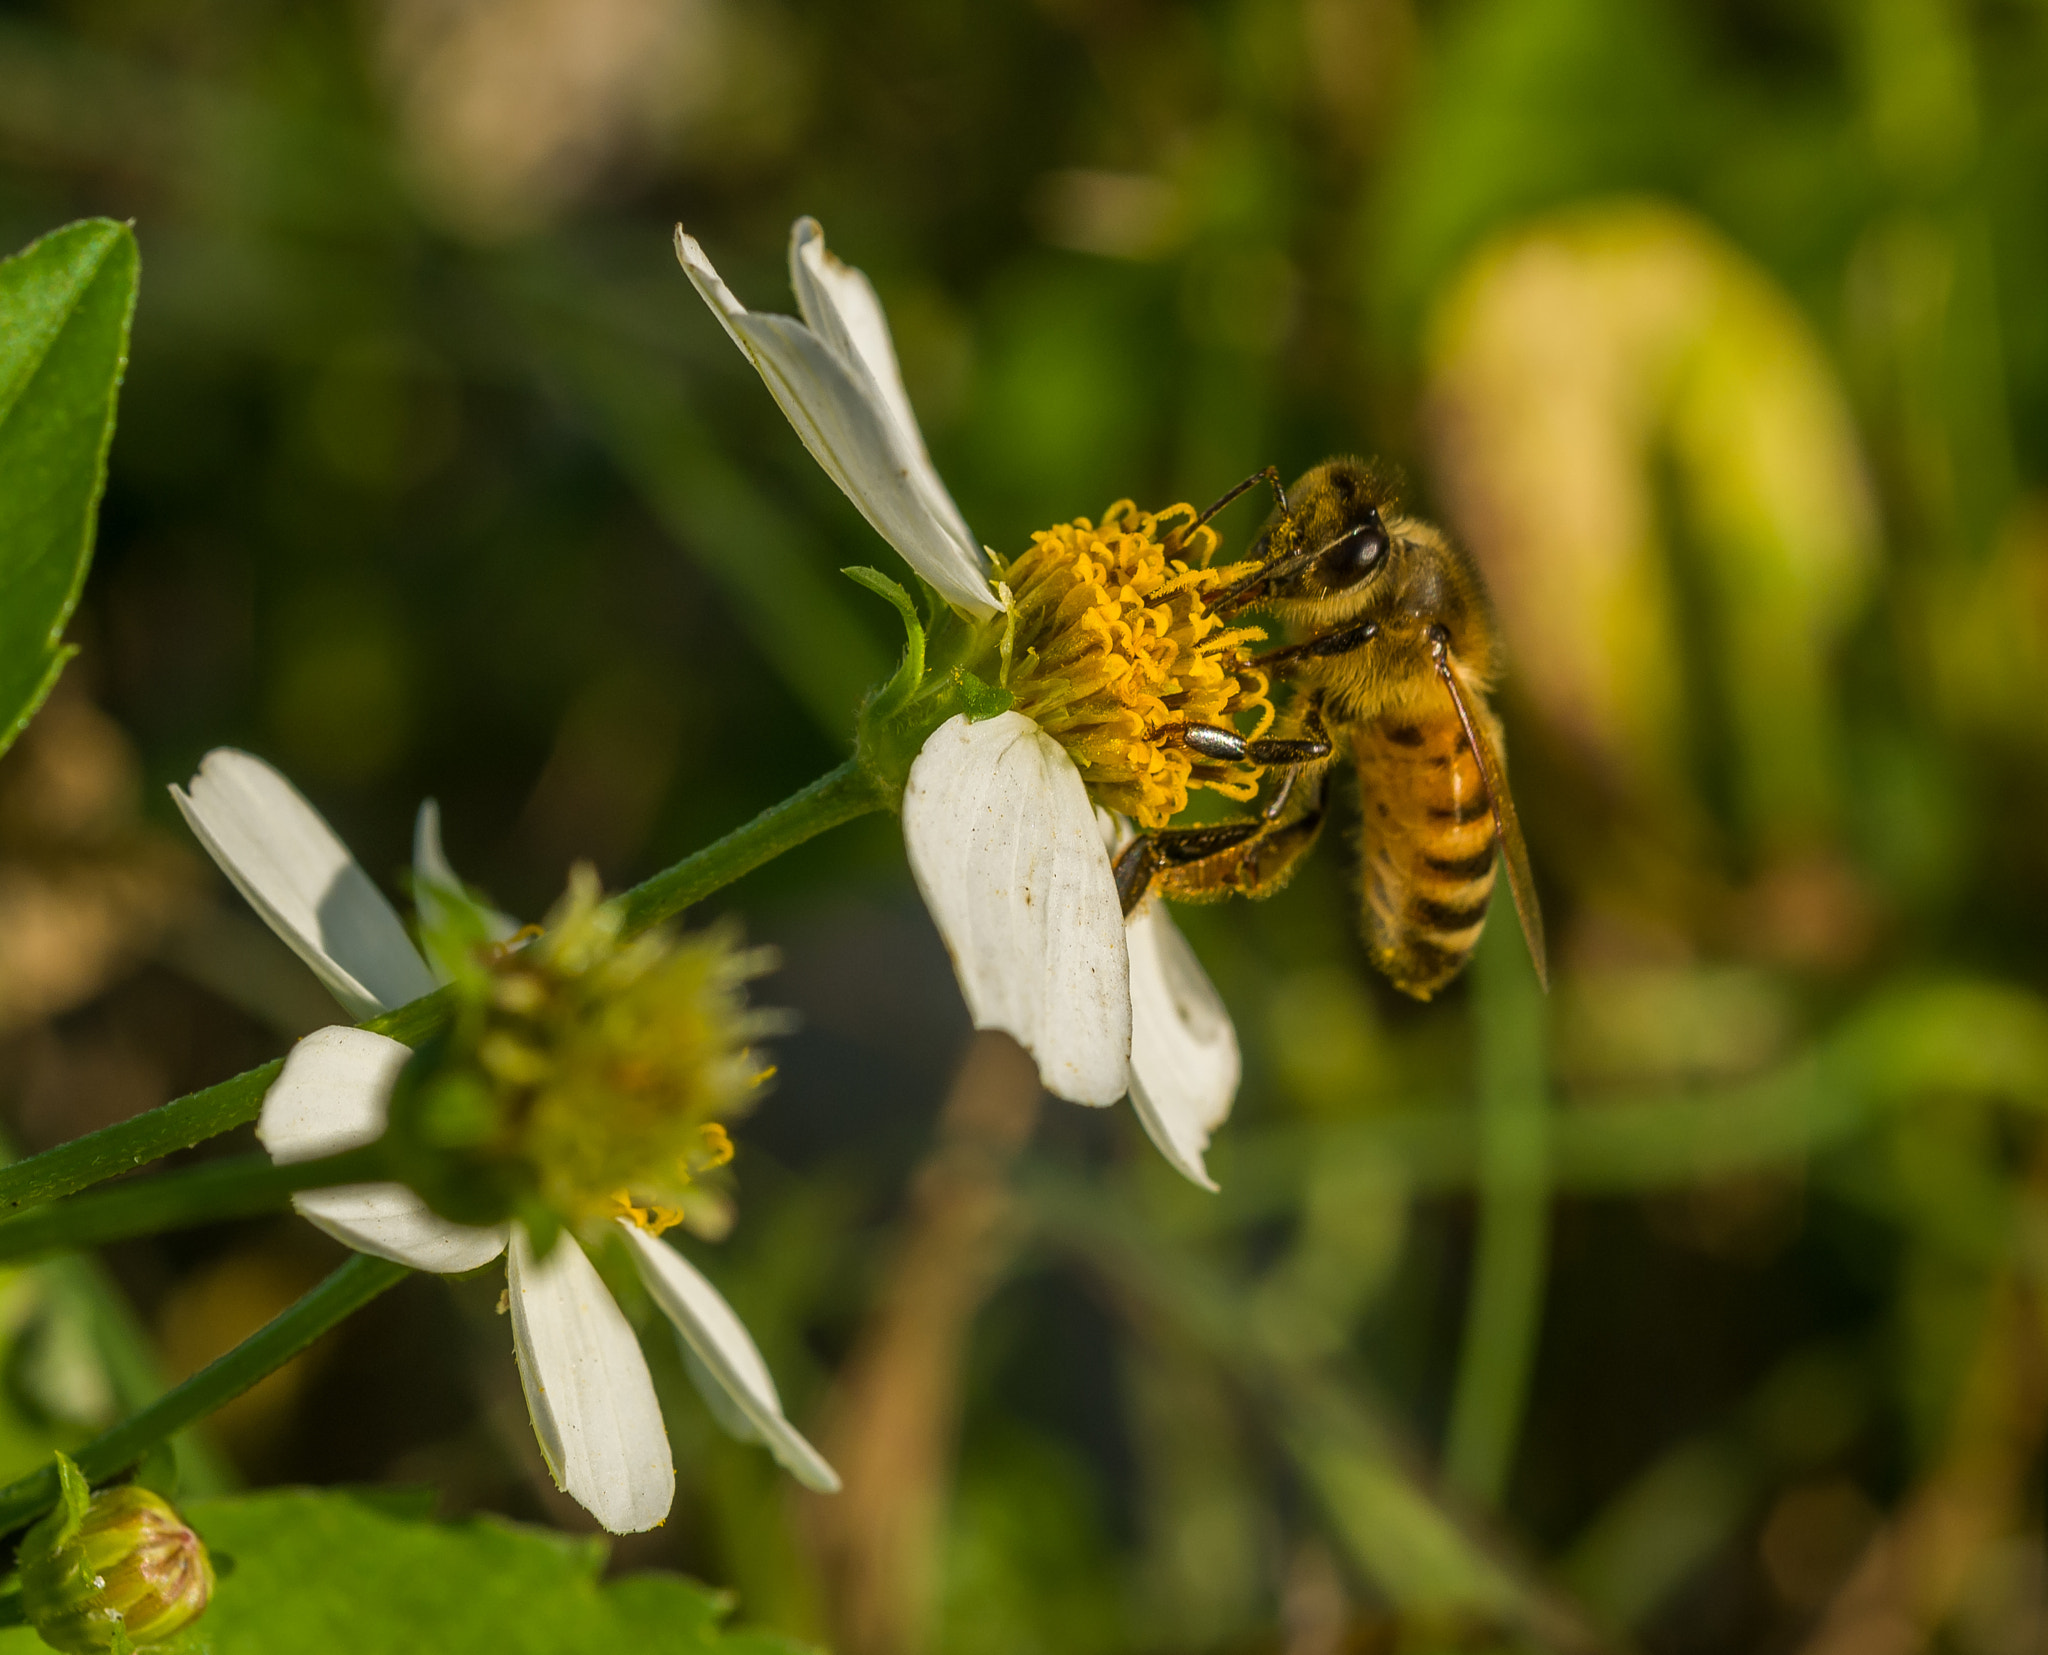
[0,1146,389,1265]
[0,1254,407,1536]
[615,754,882,936]
[1442,891,1553,1508]
[0,989,451,1221]
[0,758,883,1216]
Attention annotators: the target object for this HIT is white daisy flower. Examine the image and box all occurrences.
[678,217,1263,1187]
[172,749,839,1533]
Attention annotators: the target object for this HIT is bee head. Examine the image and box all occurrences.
[1299,507,1390,594]
[1249,457,1397,602]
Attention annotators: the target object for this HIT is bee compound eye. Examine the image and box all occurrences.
[1323,512,1389,586]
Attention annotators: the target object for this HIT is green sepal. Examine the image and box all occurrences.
[49,1453,91,1546]
[518,1202,563,1262]
[842,566,926,721]
[382,1032,533,1232]
[851,592,1019,803]
[411,870,507,997]
[953,668,1014,721]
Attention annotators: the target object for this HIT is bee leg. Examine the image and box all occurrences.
[1231,784,1328,898]
[1113,836,1159,914]
[1255,618,1380,669]
[1168,722,1333,766]
[1254,700,1332,821]
[1248,733,1333,764]
[1114,819,1265,916]
[1162,777,1331,905]
[1119,703,1336,913]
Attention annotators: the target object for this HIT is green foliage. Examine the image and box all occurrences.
[0,220,136,761]
[1,1490,809,1655]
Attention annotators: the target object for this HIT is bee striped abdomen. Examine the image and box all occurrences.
[1354,713,1498,999]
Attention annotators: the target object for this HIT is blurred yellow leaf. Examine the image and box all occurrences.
[1424,200,1878,866]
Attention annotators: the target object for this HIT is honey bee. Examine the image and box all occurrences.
[1118,457,1548,999]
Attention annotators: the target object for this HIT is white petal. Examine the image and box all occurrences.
[172,750,437,1018]
[295,1185,511,1274]
[507,1227,675,1534]
[1125,903,1241,1192]
[259,1026,510,1272]
[786,218,979,556]
[674,224,998,617]
[902,712,1131,1105]
[258,1025,411,1161]
[619,1223,841,1494]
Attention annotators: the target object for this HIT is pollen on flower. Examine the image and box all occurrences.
[993,500,1274,830]
[605,1193,689,1236]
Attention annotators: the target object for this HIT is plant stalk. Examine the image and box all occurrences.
[1443,890,1553,1508]
[0,1254,408,1535]
[615,754,882,936]
[0,1146,389,1265]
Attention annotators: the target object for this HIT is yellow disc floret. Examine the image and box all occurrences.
[395,866,779,1238]
[995,501,1273,830]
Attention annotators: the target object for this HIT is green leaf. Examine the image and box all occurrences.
[0,1488,815,1655]
[0,218,139,762]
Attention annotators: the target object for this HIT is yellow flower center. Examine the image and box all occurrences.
[994,500,1273,831]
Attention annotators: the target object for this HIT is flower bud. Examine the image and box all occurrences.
[18,1456,214,1652]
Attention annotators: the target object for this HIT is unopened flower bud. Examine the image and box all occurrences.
[18,1456,213,1652]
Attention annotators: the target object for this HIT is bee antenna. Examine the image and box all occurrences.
[1191,464,1288,534]
[1212,539,1325,616]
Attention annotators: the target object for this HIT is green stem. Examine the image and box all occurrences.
[0,988,450,1220]
[0,759,883,1216]
[0,1147,388,1265]
[1443,892,1553,1508]
[615,755,881,935]
[0,1254,408,1536]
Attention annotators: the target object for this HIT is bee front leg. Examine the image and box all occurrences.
[1167,722,1333,766]
[1255,618,1379,669]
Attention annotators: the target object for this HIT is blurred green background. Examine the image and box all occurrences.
[4,0,2048,1651]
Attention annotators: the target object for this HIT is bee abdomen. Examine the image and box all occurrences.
[1354,713,1499,1000]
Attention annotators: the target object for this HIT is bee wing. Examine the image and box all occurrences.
[1434,646,1549,991]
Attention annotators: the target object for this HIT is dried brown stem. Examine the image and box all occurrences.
[797,1031,1043,1655]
